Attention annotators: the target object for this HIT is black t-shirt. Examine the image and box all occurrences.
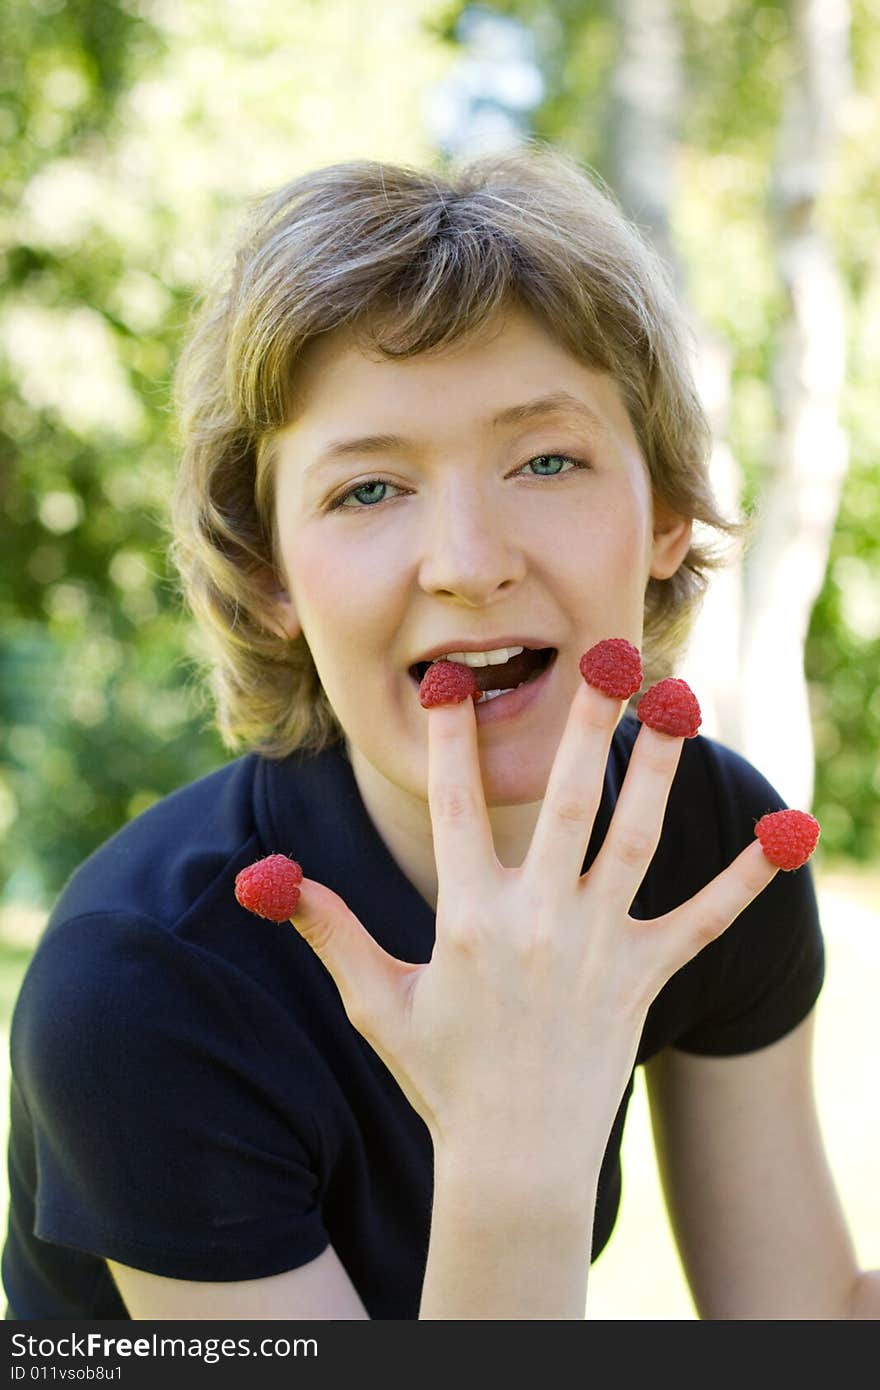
[2,716,824,1319]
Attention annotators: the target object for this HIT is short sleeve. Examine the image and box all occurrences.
[672,741,825,1056]
[10,912,331,1282]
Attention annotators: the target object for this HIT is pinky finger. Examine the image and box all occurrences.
[654,840,779,967]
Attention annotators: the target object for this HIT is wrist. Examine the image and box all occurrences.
[421,1147,597,1319]
[431,1134,601,1228]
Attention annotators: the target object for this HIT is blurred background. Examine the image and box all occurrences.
[0,0,877,1317]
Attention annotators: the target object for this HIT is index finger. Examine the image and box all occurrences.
[426,699,497,893]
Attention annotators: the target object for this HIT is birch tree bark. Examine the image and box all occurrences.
[738,0,851,809]
[605,0,745,745]
[606,0,683,281]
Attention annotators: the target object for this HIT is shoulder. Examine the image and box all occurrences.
[626,719,825,1059]
[9,746,340,1087]
[662,723,822,933]
[48,753,263,929]
[620,709,816,917]
[679,727,790,823]
[10,746,355,1132]
[615,714,789,873]
[617,712,788,812]
[46,738,356,935]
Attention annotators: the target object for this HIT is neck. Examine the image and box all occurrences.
[346,742,542,912]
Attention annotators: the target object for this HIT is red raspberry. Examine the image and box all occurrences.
[755,809,820,871]
[235,854,303,921]
[636,677,702,737]
[418,660,480,708]
[579,638,643,699]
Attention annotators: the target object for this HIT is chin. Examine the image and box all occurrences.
[477,740,555,808]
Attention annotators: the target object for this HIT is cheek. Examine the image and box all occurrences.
[282,525,400,669]
[570,492,650,581]
[611,513,651,578]
[281,525,351,625]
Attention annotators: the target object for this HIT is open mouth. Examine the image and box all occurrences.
[409,647,557,702]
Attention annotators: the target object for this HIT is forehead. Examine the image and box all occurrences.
[283,306,637,446]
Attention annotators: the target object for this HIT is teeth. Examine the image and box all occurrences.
[477,688,517,703]
[436,646,524,667]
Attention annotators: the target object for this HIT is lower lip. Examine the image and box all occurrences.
[412,653,559,727]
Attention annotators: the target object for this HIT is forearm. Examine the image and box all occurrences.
[847,1268,880,1319]
[419,1145,598,1319]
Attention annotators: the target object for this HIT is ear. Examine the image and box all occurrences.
[252,568,302,642]
[649,496,693,580]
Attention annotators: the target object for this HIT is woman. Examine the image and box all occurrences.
[4,142,875,1319]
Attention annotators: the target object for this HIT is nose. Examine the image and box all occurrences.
[416,479,526,605]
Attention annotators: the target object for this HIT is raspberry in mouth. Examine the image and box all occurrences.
[410,647,557,697]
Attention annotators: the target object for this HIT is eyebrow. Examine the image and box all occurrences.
[305,390,610,472]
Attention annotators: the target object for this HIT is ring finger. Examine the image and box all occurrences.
[585,723,685,910]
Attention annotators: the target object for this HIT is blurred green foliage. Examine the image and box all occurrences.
[0,0,456,908]
[1,0,877,919]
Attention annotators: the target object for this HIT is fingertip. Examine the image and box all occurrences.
[578,637,643,699]
[421,691,480,714]
[635,678,702,738]
[418,660,480,709]
[574,674,626,730]
[631,717,686,775]
[754,808,821,871]
[742,837,782,890]
[635,718,684,743]
[286,876,319,925]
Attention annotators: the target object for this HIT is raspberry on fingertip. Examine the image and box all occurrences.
[235,854,303,921]
[636,677,702,738]
[418,660,481,708]
[755,809,820,871]
[579,638,643,700]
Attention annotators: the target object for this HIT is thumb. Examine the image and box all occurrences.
[288,877,415,1041]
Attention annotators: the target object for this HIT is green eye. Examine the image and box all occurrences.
[526,455,575,476]
[330,452,589,511]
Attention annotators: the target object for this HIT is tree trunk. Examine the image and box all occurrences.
[606,0,682,281]
[605,0,745,744]
[738,0,851,810]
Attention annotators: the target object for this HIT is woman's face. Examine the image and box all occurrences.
[269,306,690,807]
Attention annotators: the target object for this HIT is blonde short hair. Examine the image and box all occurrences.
[168,140,743,758]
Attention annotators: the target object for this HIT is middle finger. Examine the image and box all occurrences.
[522,678,623,883]
[586,723,685,910]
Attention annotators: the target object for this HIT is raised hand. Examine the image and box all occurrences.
[255,643,791,1161]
